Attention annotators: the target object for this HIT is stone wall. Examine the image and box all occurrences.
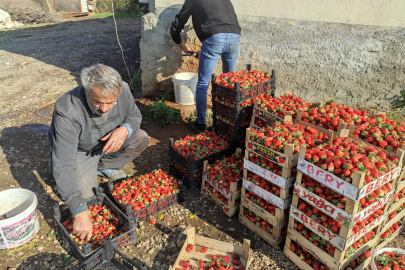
[140,2,405,107]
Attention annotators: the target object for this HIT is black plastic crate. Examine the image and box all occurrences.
[169,162,201,190]
[74,237,147,270]
[107,168,184,223]
[213,118,248,147]
[211,68,276,103]
[214,101,253,124]
[54,187,137,262]
[168,138,234,188]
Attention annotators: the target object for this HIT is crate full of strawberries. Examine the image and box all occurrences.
[211,68,275,103]
[297,136,404,202]
[172,227,251,269]
[169,131,233,189]
[53,187,136,262]
[108,168,182,223]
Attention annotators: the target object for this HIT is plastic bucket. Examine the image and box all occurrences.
[371,247,405,270]
[0,188,39,249]
[171,72,198,105]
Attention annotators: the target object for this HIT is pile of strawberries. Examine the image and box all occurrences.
[345,229,376,259]
[300,100,368,132]
[351,114,405,152]
[374,250,405,270]
[255,93,315,119]
[289,240,330,270]
[243,208,279,235]
[344,249,372,270]
[304,137,400,183]
[300,175,348,209]
[214,69,272,90]
[215,95,261,109]
[394,188,405,202]
[247,152,297,177]
[293,220,337,256]
[111,169,179,212]
[352,205,385,234]
[172,131,230,160]
[252,117,273,129]
[62,204,129,250]
[203,184,240,208]
[246,171,283,197]
[178,245,246,270]
[379,220,403,244]
[249,122,330,153]
[205,152,243,190]
[245,190,290,217]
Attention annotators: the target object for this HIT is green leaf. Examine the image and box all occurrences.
[48,233,56,238]
[254,234,259,240]
[61,254,71,266]
[126,171,131,175]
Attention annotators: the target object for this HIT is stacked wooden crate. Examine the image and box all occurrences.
[283,132,405,270]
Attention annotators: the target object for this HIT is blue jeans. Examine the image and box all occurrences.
[196,33,241,124]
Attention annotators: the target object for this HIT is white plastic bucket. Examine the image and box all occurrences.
[0,188,39,249]
[171,72,198,105]
[372,247,405,270]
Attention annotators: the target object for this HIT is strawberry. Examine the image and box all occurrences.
[202,247,208,253]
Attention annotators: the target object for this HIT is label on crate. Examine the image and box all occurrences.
[290,205,387,251]
[358,167,401,199]
[293,183,353,226]
[294,183,394,227]
[201,186,228,210]
[248,142,286,166]
[297,158,358,200]
[243,178,292,209]
[254,107,283,123]
[244,159,294,189]
[203,173,233,200]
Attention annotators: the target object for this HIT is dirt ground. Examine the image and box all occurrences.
[1,16,404,270]
[0,16,293,270]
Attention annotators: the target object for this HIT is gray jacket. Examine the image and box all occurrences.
[48,82,141,214]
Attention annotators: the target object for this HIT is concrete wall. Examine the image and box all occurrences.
[140,1,405,107]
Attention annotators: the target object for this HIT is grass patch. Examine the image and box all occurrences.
[186,111,213,125]
[129,72,142,85]
[141,99,181,124]
[91,13,140,19]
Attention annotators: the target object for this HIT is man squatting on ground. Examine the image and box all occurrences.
[48,64,149,242]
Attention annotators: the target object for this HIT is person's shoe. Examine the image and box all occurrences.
[189,121,206,133]
[97,169,126,181]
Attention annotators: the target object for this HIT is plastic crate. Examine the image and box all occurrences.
[74,237,147,270]
[54,187,137,262]
[213,101,253,124]
[213,117,249,147]
[211,67,276,103]
[169,162,202,190]
[168,138,235,190]
[107,168,184,223]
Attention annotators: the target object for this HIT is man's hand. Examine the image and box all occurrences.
[101,126,128,154]
[72,211,93,242]
[178,42,192,53]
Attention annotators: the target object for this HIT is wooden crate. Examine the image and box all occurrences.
[201,183,239,217]
[381,198,405,233]
[286,221,381,270]
[239,204,285,249]
[283,237,374,270]
[374,223,405,251]
[245,128,298,168]
[242,174,292,210]
[396,170,405,193]
[296,144,404,201]
[289,194,387,251]
[244,150,297,184]
[202,148,243,202]
[171,227,251,269]
[241,187,288,228]
[294,175,394,228]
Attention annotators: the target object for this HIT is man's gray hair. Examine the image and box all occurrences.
[81,64,123,96]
